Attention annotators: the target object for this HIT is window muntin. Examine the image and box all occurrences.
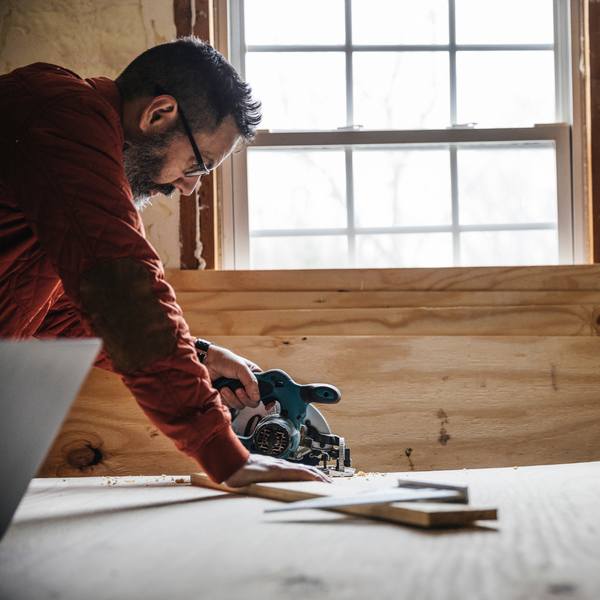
[226,0,576,270]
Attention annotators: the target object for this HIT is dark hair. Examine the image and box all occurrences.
[115,37,261,142]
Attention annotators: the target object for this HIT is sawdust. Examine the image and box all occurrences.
[355,471,387,479]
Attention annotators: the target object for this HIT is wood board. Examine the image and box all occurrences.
[180,304,599,337]
[39,335,600,477]
[190,472,497,528]
[165,264,600,292]
[175,289,600,310]
[212,335,600,472]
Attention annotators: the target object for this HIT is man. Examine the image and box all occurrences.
[0,37,329,487]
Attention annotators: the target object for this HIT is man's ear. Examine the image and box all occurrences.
[138,95,178,134]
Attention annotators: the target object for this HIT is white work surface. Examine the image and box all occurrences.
[1,462,599,600]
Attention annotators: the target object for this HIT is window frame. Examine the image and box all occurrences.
[215,0,589,269]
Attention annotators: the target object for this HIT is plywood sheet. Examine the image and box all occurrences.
[212,335,600,472]
[39,336,600,477]
[4,463,600,600]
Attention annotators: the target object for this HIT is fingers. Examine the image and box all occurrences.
[284,464,332,484]
[224,454,332,487]
[245,359,262,374]
[219,385,246,410]
[203,345,262,409]
[217,370,260,410]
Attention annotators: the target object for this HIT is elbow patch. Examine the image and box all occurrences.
[79,257,176,374]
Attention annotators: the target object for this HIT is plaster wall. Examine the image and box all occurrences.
[0,0,182,268]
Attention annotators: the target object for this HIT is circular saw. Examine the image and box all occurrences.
[212,369,355,477]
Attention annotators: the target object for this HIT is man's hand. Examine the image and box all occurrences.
[203,345,262,410]
[224,454,332,487]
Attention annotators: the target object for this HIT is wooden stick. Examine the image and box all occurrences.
[190,473,497,528]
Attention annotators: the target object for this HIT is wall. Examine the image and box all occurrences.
[39,265,600,476]
[0,0,181,267]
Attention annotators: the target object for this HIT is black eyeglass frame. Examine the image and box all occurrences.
[155,85,209,178]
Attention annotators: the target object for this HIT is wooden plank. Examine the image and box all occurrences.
[190,472,497,528]
[175,289,600,310]
[210,335,600,473]
[166,264,600,292]
[39,336,600,477]
[181,304,598,336]
[590,0,600,262]
[176,0,216,270]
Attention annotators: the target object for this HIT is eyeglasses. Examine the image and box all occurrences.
[156,85,210,178]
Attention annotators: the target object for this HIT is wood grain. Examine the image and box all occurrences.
[190,472,497,528]
[210,335,600,473]
[590,0,600,262]
[175,289,600,310]
[4,463,600,600]
[165,264,600,292]
[180,305,598,337]
[39,336,600,476]
[37,368,198,478]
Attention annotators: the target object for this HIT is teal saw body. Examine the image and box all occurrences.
[211,369,354,475]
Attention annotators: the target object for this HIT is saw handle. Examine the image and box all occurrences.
[212,376,275,401]
[299,383,341,405]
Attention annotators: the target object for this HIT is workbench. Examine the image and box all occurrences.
[1,462,599,600]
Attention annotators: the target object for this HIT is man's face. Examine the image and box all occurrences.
[122,115,241,211]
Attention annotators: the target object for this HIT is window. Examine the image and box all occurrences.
[218,0,586,269]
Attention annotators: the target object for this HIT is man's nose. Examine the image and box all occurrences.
[177,176,200,197]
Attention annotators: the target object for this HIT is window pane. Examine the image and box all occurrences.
[354,149,451,227]
[457,51,555,127]
[248,149,346,231]
[352,0,448,45]
[250,236,348,269]
[244,0,345,46]
[460,230,558,266]
[456,0,554,45]
[458,146,557,225]
[356,233,454,268]
[353,52,450,129]
[246,53,346,130]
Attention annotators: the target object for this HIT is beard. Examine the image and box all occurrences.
[122,128,179,211]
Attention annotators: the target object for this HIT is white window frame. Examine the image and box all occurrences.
[214,0,589,269]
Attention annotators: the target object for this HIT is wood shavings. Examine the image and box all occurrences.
[356,471,386,478]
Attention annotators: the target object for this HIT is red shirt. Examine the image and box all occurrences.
[0,63,249,482]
